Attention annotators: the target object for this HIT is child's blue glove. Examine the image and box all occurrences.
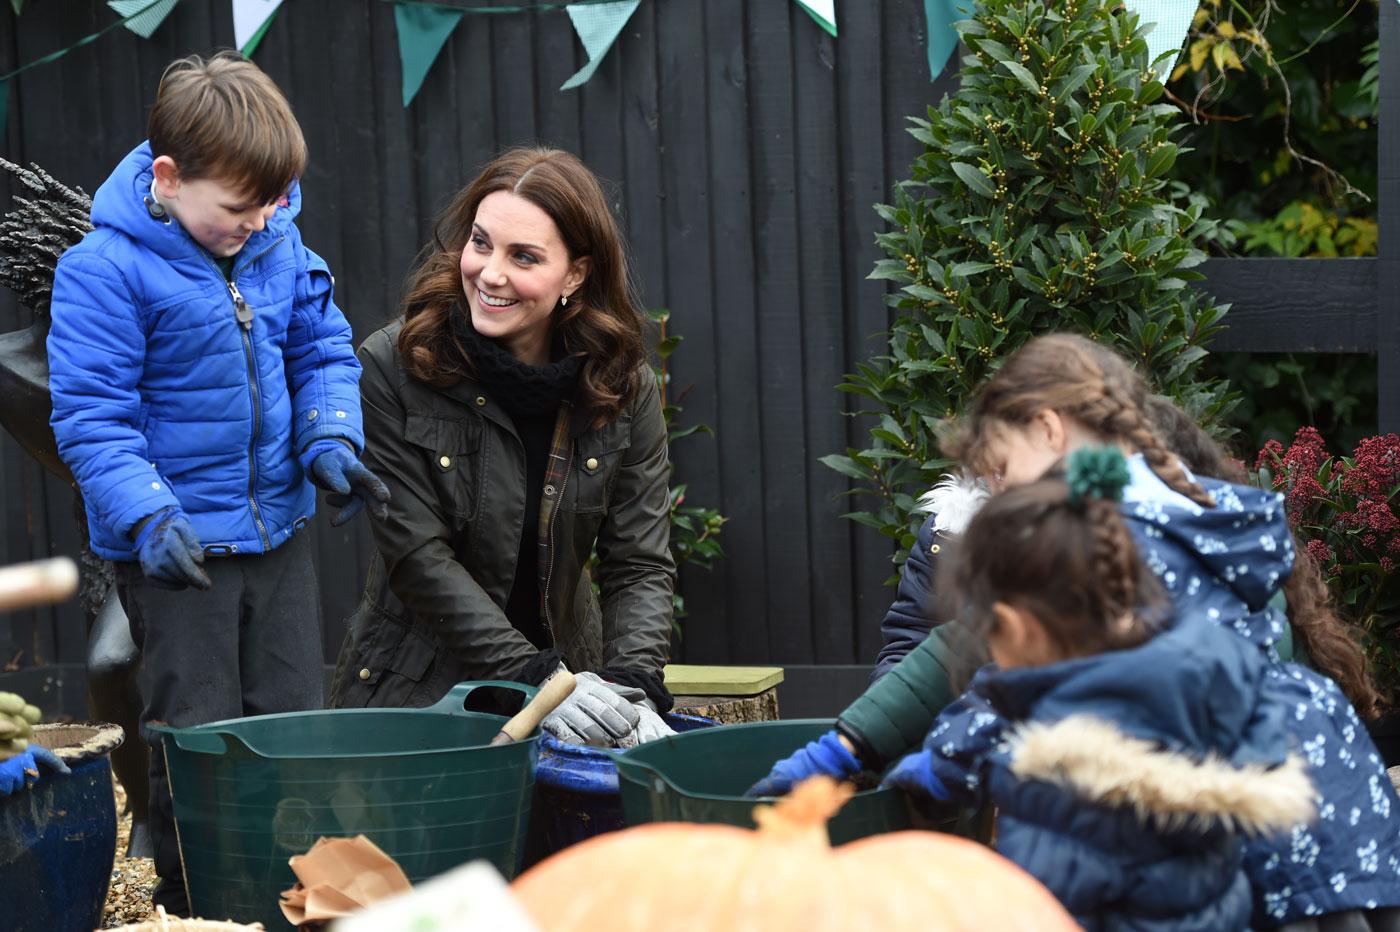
[134,506,212,591]
[0,746,71,795]
[744,730,863,798]
[304,442,391,526]
[881,749,951,801]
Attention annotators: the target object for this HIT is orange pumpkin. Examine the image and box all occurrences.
[511,777,1076,931]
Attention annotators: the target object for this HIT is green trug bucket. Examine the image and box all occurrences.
[613,719,920,845]
[154,681,537,930]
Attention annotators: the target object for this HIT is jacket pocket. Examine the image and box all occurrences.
[332,605,439,708]
[403,414,483,520]
[567,415,632,514]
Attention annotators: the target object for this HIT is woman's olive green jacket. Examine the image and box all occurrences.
[330,322,674,709]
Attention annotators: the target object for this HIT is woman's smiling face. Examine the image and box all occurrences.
[459,189,589,365]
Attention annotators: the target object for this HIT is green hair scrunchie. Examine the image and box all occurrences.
[1066,446,1131,506]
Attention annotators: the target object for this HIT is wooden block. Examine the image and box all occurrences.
[663,664,784,697]
[673,688,780,725]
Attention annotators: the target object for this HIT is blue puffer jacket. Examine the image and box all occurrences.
[897,618,1316,931]
[48,142,363,560]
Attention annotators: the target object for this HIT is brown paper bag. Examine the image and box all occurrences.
[278,836,411,927]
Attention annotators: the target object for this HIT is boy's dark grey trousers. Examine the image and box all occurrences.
[116,529,324,916]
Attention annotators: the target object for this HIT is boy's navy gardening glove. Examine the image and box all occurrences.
[304,441,391,526]
[745,729,862,798]
[0,747,70,795]
[134,506,211,591]
[881,749,951,801]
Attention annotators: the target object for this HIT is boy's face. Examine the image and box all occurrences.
[153,158,279,258]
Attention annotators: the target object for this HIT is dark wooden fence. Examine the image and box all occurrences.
[0,0,1389,694]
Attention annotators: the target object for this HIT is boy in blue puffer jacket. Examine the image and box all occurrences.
[47,51,388,915]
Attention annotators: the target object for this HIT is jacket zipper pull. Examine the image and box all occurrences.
[227,280,254,330]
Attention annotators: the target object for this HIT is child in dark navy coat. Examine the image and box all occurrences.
[884,448,1316,930]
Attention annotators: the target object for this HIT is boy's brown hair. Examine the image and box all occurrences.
[148,50,306,205]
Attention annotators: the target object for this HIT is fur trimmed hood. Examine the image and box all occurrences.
[1009,714,1315,837]
[915,472,989,536]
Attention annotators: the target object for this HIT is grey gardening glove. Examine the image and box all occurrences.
[615,699,676,749]
[595,679,676,749]
[541,671,641,746]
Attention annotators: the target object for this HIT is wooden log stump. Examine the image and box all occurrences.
[672,687,780,725]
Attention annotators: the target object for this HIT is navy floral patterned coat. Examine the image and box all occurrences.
[1118,455,1400,924]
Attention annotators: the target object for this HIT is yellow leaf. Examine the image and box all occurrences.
[1219,42,1244,71]
[1190,39,1211,72]
[1211,41,1228,72]
[1170,63,1188,82]
[1193,9,1209,28]
[1216,21,1236,38]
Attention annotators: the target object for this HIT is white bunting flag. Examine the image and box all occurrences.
[233,0,286,55]
[796,0,836,37]
[1122,0,1197,76]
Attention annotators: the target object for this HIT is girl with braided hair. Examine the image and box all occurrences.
[881,448,1315,929]
[751,334,1400,927]
[943,335,1400,927]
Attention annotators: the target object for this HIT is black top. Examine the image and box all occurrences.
[449,308,582,652]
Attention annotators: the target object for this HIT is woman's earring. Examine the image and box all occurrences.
[561,295,569,307]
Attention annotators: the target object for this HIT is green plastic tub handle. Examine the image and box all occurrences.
[426,680,538,716]
[610,750,680,799]
[149,723,258,758]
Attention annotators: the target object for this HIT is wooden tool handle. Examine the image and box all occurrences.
[489,670,577,746]
[0,557,79,613]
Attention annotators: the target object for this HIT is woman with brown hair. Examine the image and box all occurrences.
[329,148,675,748]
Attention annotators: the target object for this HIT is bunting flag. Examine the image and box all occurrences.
[107,0,179,39]
[1122,0,1198,76]
[924,0,972,82]
[394,3,463,106]
[795,0,836,37]
[233,0,285,56]
[561,0,641,91]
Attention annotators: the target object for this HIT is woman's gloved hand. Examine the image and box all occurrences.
[304,442,391,526]
[541,671,642,746]
[611,692,676,749]
[134,506,211,591]
[744,729,862,798]
[0,746,70,795]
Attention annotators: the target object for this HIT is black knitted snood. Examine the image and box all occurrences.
[449,305,582,417]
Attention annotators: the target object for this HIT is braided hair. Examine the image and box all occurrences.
[949,448,1161,660]
[947,334,1215,508]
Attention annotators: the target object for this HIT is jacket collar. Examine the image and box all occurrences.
[977,616,1289,771]
[89,141,301,266]
[1007,715,1314,835]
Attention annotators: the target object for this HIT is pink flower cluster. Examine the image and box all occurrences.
[1255,428,1400,584]
[1341,433,1400,500]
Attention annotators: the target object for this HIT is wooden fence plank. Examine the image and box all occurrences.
[1201,259,1376,354]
